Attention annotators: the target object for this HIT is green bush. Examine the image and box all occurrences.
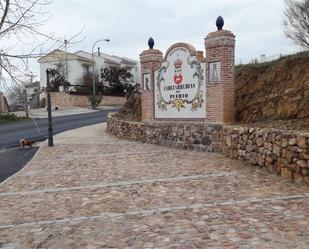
[0,113,28,124]
[88,95,103,109]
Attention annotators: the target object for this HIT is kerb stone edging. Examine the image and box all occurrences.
[107,113,309,185]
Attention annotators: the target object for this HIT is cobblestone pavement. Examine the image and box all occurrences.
[0,124,309,249]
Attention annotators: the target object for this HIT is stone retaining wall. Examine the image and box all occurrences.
[100,95,126,106]
[50,92,125,108]
[106,113,223,152]
[50,92,88,107]
[222,126,309,184]
[107,114,309,185]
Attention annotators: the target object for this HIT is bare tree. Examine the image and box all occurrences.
[283,0,309,49]
[7,81,29,116]
[0,0,83,114]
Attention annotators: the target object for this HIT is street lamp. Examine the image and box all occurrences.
[46,69,54,147]
[91,38,110,109]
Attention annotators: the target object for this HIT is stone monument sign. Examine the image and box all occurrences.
[140,16,235,124]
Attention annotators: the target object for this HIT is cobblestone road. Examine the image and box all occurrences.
[0,124,309,249]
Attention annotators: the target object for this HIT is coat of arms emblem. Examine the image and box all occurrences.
[173,58,183,85]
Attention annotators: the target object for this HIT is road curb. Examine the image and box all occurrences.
[0,141,46,187]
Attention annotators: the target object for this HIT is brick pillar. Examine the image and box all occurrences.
[139,39,163,122]
[205,21,235,124]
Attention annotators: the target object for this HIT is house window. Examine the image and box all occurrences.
[83,65,90,73]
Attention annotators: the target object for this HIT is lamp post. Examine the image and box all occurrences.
[91,38,110,109]
[46,69,54,147]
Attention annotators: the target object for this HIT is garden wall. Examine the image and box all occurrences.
[100,95,126,106]
[107,114,309,185]
[50,92,125,108]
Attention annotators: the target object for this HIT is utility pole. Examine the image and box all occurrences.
[46,69,54,147]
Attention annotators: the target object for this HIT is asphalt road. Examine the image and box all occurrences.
[0,147,38,183]
[0,109,117,183]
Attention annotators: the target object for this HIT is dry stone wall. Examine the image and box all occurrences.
[50,92,88,107]
[222,126,309,184]
[106,113,223,152]
[107,114,309,185]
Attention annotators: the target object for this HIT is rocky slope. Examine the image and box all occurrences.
[116,93,142,122]
[235,52,309,129]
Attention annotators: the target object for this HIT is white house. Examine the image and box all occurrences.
[111,55,141,84]
[38,50,92,88]
[38,49,140,88]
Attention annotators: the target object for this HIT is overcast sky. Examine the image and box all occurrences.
[40,0,299,64]
[0,0,303,90]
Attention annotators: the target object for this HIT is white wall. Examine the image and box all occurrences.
[68,60,85,85]
[40,60,88,88]
[39,62,53,89]
[135,63,141,85]
[25,86,37,98]
[93,57,106,76]
[75,51,106,75]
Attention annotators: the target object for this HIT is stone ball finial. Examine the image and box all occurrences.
[148,37,154,49]
[216,16,224,30]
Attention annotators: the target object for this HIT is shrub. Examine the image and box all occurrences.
[0,113,28,124]
[88,94,103,109]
